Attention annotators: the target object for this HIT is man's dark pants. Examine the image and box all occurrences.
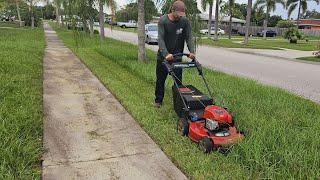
[155,59,182,104]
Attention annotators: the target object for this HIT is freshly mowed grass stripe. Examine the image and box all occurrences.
[200,38,319,51]
[297,56,320,62]
[0,28,45,179]
[53,25,320,179]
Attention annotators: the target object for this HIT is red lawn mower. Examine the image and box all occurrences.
[164,53,244,153]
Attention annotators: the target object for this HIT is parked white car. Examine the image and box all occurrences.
[145,24,158,44]
[93,22,100,26]
[117,20,137,28]
[200,27,225,35]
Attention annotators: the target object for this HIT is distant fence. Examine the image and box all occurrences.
[220,25,320,37]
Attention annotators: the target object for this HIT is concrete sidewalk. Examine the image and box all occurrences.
[42,23,187,179]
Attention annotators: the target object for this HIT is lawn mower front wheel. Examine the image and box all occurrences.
[177,118,189,136]
[198,136,214,153]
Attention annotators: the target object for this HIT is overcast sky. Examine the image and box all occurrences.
[113,0,320,20]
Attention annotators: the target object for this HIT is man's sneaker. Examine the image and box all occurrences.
[154,102,162,108]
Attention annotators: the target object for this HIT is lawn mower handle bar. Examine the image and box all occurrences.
[172,53,191,58]
[163,53,214,110]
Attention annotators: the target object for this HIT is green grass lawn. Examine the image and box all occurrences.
[200,38,319,51]
[297,56,320,62]
[199,38,281,50]
[0,21,20,28]
[0,28,45,178]
[104,23,137,33]
[52,24,320,179]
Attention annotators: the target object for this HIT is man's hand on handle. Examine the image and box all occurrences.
[165,53,196,61]
[188,53,195,60]
[165,54,174,61]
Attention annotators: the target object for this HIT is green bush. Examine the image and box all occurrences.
[283,28,305,43]
[276,20,296,28]
[313,43,320,58]
[93,29,99,34]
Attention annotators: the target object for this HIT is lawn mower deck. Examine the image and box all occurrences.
[164,53,244,153]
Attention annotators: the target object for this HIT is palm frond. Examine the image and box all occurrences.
[286,0,298,7]
[287,3,297,18]
[301,0,307,15]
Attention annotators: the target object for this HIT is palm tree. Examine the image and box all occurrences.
[201,0,214,38]
[214,0,219,40]
[98,0,104,41]
[98,0,116,41]
[254,0,285,39]
[26,0,36,28]
[138,0,146,61]
[15,0,22,27]
[244,0,252,45]
[287,0,320,25]
[228,0,235,39]
[53,0,62,26]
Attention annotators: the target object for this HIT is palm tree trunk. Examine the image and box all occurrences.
[214,0,219,41]
[99,0,105,41]
[228,2,232,39]
[15,0,22,27]
[244,0,252,45]
[208,3,213,38]
[263,6,269,39]
[89,19,94,37]
[138,0,146,62]
[297,0,302,27]
[55,2,60,26]
[30,0,34,28]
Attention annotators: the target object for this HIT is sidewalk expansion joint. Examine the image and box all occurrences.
[43,150,159,168]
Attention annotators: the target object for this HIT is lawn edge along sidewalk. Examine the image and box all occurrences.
[42,22,187,179]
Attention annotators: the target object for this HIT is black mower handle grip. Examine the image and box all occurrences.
[172,53,190,58]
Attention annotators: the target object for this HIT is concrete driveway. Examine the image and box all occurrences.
[102,28,320,104]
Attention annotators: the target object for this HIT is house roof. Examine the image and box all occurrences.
[295,19,320,26]
[199,13,246,24]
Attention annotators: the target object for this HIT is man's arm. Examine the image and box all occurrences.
[158,19,169,59]
[185,19,195,55]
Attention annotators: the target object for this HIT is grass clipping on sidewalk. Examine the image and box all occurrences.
[0,28,44,178]
[54,25,320,179]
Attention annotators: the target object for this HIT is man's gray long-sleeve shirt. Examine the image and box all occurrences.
[157,15,195,61]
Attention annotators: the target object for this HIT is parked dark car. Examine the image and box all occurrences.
[257,30,277,37]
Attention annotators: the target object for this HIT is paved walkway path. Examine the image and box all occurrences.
[101,28,320,104]
[42,23,187,179]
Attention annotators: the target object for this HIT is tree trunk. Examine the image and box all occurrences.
[244,0,252,45]
[263,6,269,39]
[297,0,302,27]
[138,0,146,62]
[208,3,213,38]
[30,0,34,28]
[15,0,22,27]
[228,2,232,39]
[55,2,60,26]
[89,19,94,37]
[214,0,219,41]
[99,0,105,41]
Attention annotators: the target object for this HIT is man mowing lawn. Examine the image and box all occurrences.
[155,0,196,108]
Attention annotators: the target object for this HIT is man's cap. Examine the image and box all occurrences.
[171,1,186,17]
